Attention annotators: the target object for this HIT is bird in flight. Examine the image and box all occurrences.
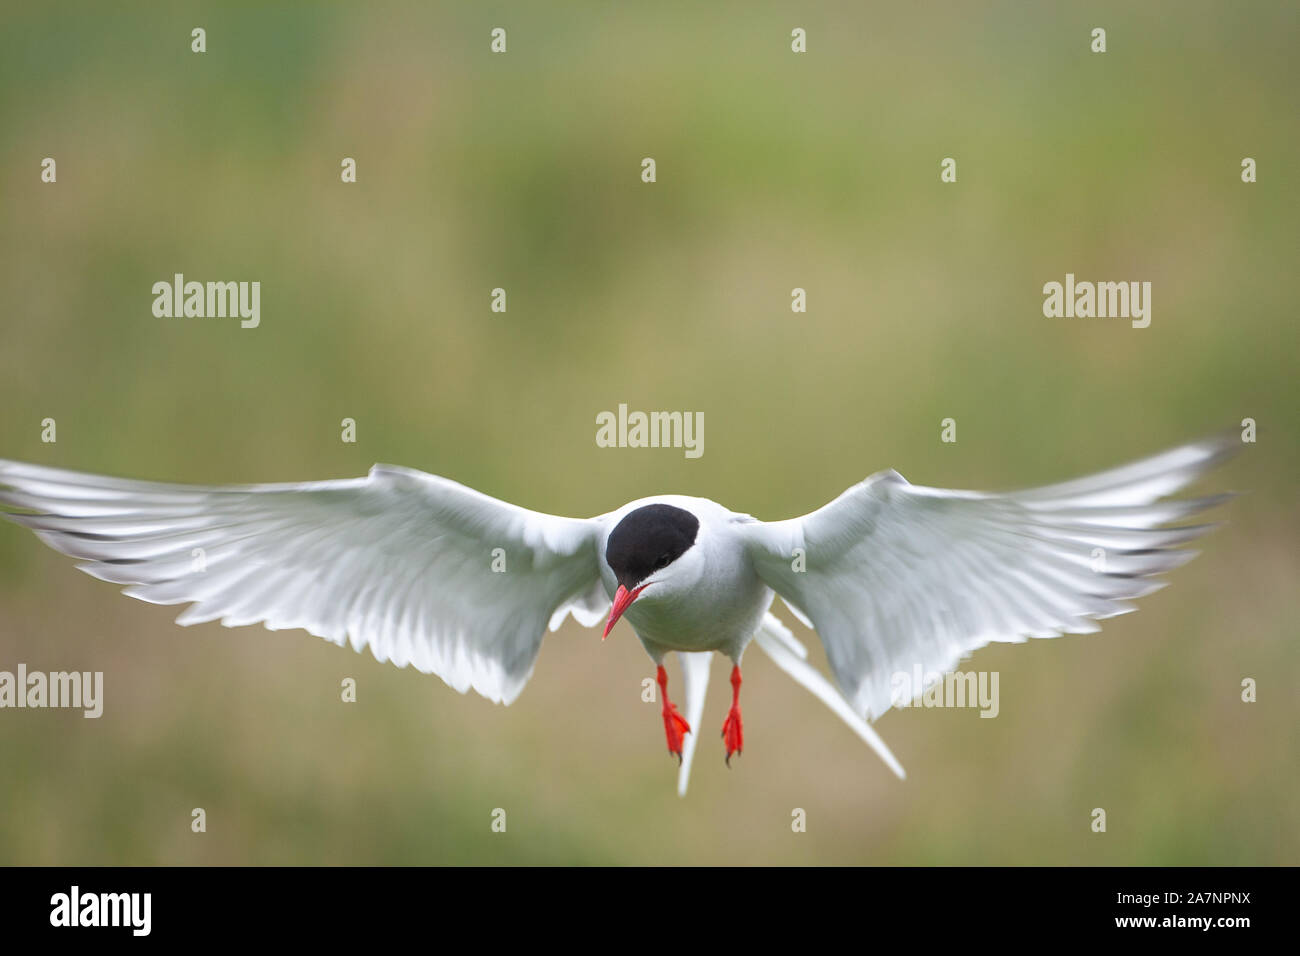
[0,433,1236,794]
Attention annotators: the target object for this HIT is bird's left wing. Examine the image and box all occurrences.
[738,434,1238,722]
[0,460,610,705]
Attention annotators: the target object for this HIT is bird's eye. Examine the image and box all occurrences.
[655,554,671,569]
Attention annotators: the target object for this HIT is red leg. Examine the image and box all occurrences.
[721,665,743,766]
[657,665,691,763]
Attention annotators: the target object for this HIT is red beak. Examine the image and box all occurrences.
[603,583,648,639]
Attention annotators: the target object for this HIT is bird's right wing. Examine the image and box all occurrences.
[739,434,1237,723]
[0,459,611,705]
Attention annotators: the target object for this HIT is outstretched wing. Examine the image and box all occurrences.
[0,460,609,705]
[740,435,1238,721]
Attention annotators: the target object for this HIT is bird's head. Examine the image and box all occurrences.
[602,503,701,638]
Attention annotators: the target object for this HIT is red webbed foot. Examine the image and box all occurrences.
[656,665,691,762]
[663,702,691,762]
[722,664,743,766]
[721,707,743,765]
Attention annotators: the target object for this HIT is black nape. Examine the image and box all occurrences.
[606,504,699,588]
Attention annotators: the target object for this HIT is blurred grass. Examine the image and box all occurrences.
[0,1,1295,864]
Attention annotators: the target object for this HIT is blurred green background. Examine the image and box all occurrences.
[0,1,1295,865]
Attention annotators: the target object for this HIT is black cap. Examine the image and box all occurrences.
[606,504,699,589]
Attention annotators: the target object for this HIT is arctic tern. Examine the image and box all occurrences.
[0,433,1236,795]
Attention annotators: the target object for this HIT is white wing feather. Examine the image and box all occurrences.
[741,435,1237,721]
[0,460,608,705]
